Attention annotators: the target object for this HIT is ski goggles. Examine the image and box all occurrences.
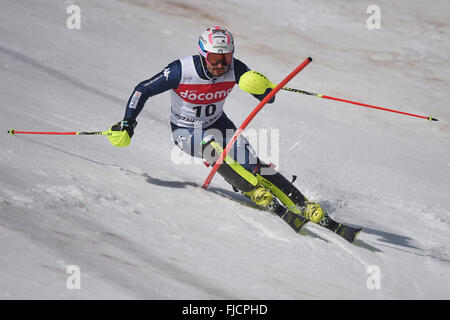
[204,52,233,66]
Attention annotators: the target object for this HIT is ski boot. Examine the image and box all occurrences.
[300,201,325,224]
[244,186,274,207]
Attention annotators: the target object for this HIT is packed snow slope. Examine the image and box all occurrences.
[1,0,449,299]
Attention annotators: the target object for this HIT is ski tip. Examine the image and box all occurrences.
[8,129,15,135]
[428,117,438,121]
[307,57,313,62]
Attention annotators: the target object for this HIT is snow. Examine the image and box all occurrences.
[1,0,449,299]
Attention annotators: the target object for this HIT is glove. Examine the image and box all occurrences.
[254,88,275,104]
[107,119,137,147]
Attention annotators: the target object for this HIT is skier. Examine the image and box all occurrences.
[110,26,328,232]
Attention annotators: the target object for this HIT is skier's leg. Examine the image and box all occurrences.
[202,136,274,207]
[171,117,323,224]
[170,122,271,206]
[197,114,275,207]
[171,123,357,239]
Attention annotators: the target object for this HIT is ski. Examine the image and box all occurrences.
[217,187,363,244]
[279,209,310,233]
[271,202,362,243]
[286,213,362,243]
[318,215,363,243]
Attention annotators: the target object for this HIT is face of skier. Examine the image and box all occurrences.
[205,53,232,77]
[206,61,227,77]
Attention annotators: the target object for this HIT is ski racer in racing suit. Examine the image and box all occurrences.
[110,26,327,231]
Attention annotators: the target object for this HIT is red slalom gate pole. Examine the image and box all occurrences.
[202,57,313,190]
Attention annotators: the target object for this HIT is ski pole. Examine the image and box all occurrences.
[281,87,438,121]
[8,129,108,135]
[8,128,132,147]
[202,57,313,190]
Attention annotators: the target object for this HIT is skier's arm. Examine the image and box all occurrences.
[123,60,182,121]
[234,59,275,104]
[106,61,182,147]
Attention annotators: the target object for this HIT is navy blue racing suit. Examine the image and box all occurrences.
[124,55,275,172]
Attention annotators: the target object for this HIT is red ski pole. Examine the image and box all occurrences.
[202,57,313,190]
[281,87,438,121]
[8,130,107,135]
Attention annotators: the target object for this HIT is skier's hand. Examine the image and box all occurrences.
[112,119,137,138]
[253,88,275,104]
[107,119,137,147]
